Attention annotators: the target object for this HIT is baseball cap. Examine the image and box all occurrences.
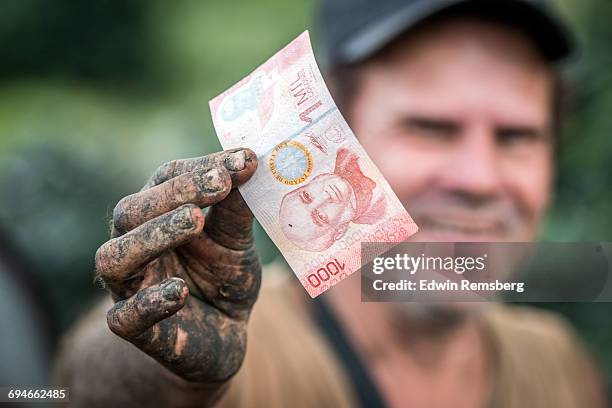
[316,0,574,67]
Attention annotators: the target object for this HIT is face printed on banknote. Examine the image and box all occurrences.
[210,32,418,297]
[279,148,387,252]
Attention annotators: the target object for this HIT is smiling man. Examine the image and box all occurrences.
[55,0,606,407]
[339,13,554,243]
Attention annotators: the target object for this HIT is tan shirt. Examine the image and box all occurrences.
[217,264,604,408]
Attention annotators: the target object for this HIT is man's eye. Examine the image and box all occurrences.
[300,190,312,203]
[496,128,547,147]
[402,118,459,142]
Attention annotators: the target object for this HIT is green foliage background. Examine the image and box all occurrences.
[0,0,610,382]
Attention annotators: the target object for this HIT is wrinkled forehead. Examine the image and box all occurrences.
[305,173,343,190]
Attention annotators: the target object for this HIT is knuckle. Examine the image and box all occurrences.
[94,243,111,277]
[216,166,233,187]
[112,196,131,233]
[153,159,178,185]
[164,176,183,203]
[106,308,120,333]
[133,287,151,307]
[169,204,197,227]
[94,237,130,281]
[106,305,128,338]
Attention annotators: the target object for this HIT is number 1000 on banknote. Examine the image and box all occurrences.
[210,31,418,297]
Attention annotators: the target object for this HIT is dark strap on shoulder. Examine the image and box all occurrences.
[312,296,387,408]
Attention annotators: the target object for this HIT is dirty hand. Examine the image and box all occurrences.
[94,148,260,383]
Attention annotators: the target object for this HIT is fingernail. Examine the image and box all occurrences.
[161,279,183,301]
[201,168,224,192]
[93,275,107,289]
[170,206,194,230]
[224,150,246,171]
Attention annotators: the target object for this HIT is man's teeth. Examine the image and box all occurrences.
[428,220,497,235]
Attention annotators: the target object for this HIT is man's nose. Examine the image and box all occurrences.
[308,193,329,210]
[439,125,502,200]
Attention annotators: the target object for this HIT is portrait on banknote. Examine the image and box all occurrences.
[279,147,387,252]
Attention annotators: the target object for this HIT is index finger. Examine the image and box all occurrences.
[143,148,257,191]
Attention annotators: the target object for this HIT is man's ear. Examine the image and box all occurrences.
[333,223,349,241]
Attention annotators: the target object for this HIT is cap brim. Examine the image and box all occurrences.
[338,0,574,65]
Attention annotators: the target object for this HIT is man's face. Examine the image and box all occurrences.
[279,173,356,251]
[347,18,555,242]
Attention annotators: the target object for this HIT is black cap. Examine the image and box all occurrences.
[316,0,574,68]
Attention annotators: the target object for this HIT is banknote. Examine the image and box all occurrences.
[210,31,418,297]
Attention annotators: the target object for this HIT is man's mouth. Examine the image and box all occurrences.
[416,215,507,241]
[311,209,329,226]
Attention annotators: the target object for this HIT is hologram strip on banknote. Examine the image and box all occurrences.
[210,31,418,297]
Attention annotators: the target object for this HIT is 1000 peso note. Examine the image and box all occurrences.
[210,31,418,297]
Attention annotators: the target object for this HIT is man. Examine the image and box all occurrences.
[54,0,606,407]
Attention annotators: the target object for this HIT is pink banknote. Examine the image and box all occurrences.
[210,31,418,297]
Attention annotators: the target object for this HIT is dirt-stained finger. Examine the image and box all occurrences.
[107,277,189,340]
[203,189,254,251]
[113,167,231,235]
[143,148,257,190]
[96,204,204,283]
